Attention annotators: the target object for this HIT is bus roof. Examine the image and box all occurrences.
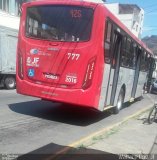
[23,0,98,9]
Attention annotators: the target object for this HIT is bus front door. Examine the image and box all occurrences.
[105,31,122,107]
[131,47,141,98]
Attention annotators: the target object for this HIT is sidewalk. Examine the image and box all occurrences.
[60,110,157,160]
[88,112,157,155]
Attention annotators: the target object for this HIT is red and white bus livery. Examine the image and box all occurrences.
[16,0,154,113]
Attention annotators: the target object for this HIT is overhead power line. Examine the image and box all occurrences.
[143,3,157,10]
[145,26,157,28]
[145,10,157,15]
[144,7,157,13]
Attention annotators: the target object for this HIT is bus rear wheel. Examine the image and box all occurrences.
[114,89,124,114]
[4,76,16,90]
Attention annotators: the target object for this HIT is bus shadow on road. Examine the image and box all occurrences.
[16,142,119,160]
[8,100,112,126]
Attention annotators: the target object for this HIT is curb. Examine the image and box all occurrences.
[46,104,153,160]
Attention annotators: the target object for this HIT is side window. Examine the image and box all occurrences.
[121,38,137,69]
[121,36,127,67]
[132,43,137,69]
[104,21,112,64]
[140,51,147,72]
[106,22,112,43]
[145,52,150,72]
[121,37,132,68]
[147,54,151,71]
[126,38,134,68]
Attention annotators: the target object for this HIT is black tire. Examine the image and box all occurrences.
[113,89,125,114]
[4,76,16,90]
[147,105,157,124]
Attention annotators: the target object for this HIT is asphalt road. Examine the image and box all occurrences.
[0,89,156,155]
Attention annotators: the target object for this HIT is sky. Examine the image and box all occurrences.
[105,0,157,38]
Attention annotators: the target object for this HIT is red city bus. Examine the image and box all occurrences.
[16,0,154,113]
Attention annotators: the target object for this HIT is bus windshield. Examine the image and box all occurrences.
[26,6,94,42]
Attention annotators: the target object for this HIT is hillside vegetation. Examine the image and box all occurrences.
[142,35,157,55]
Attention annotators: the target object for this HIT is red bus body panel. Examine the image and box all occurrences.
[16,1,105,109]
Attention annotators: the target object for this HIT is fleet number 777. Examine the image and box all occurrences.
[67,53,80,60]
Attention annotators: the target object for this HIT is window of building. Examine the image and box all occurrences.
[0,1,2,10]
[15,0,27,16]
[0,0,28,16]
[0,0,9,12]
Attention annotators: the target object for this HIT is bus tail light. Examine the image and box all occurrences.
[82,57,96,90]
[18,51,24,80]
